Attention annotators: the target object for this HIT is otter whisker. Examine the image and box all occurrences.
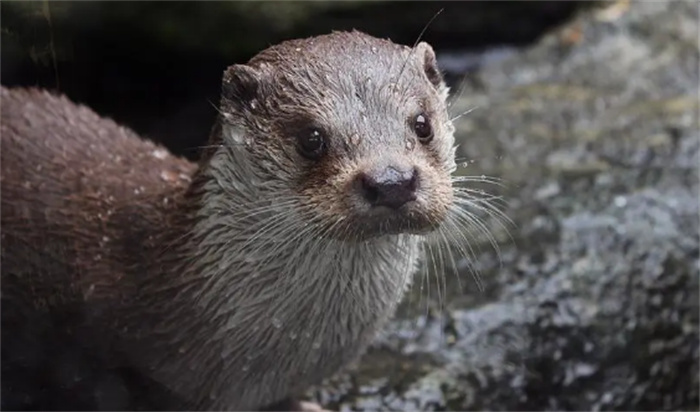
[396,8,444,85]
[436,228,457,312]
[451,175,506,186]
[453,195,515,234]
[223,197,306,222]
[453,189,507,204]
[447,78,472,110]
[423,236,439,319]
[243,204,322,275]
[228,200,306,249]
[450,202,506,269]
[435,212,485,292]
[449,105,480,122]
[436,218,467,294]
[433,238,447,313]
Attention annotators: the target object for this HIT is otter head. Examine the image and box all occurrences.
[215,31,456,242]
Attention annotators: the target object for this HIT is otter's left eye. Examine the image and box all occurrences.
[297,129,327,160]
[413,113,433,143]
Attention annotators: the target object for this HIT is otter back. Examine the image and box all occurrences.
[1,87,195,410]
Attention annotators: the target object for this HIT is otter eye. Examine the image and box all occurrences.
[297,128,326,160]
[413,113,433,143]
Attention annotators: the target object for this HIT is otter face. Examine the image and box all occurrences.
[218,31,456,241]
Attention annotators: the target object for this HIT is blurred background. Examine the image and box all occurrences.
[2,1,698,411]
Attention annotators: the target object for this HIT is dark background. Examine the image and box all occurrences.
[1,1,588,160]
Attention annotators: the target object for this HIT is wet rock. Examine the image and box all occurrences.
[308,1,699,410]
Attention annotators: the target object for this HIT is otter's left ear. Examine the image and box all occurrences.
[415,42,445,90]
[221,64,267,116]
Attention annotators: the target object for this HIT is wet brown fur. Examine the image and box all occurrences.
[1,31,456,410]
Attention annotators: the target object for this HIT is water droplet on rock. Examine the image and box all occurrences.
[614,195,627,208]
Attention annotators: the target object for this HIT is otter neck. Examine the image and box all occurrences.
[120,125,422,407]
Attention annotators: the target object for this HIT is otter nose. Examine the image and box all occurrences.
[359,166,418,209]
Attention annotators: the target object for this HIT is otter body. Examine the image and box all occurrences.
[1,31,456,410]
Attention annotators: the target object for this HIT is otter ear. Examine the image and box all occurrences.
[415,42,445,90]
[221,64,263,114]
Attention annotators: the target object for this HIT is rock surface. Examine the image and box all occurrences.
[307,1,700,410]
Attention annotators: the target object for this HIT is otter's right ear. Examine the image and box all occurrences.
[221,64,263,113]
[415,42,445,90]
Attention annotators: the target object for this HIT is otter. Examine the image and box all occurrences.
[1,30,458,410]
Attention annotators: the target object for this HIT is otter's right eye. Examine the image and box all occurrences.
[413,113,433,143]
[297,129,327,160]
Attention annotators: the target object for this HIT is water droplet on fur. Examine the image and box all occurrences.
[295,47,301,52]
[152,149,168,160]
[371,46,378,53]
[160,170,177,182]
[405,139,415,151]
[271,317,282,328]
[250,99,258,110]
[84,284,96,299]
